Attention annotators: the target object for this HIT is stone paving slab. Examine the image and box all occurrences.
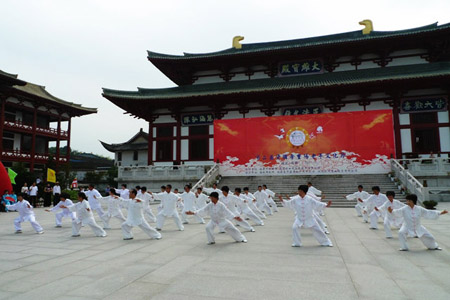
[1,203,450,300]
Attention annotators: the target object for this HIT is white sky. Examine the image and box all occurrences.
[1,0,450,158]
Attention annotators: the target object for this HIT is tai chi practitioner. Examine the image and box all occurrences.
[195,187,209,210]
[118,184,130,199]
[242,187,266,219]
[186,192,247,244]
[139,187,157,223]
[362,186,388,225]
[62,193,107,237]
[95,188,127,228]
[45,193,76,227]
[180,185,205,224]
[220,186,255,232]
[307,182,324,216]
[377,191,406,238]
[345,185,370,217]
[203,183,222,196]
[4,193,44,234]
[120,189,162,240]
[254,186,273,215]
[388,194,448,251]
[84,184,108,228]
[235,188,264,226]
[153,184,184,231]
[279,185,333,247]
[262,185,279,212]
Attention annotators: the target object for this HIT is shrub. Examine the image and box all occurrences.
[423,200,437,209]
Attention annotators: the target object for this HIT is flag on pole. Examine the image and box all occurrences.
[7,168,17,184]
[71,178,78,188]
[47,168,56,183]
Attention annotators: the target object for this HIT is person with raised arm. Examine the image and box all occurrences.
[278,185,333,247]
[84,184,109,229]
[45,193,76,227]
[254,186,272,216]
[235,187,264,226]
[242,187,266,219]
[361,186,388,225]
[262,184,279,212]
[185,192,247,244]
[195,187,209,210]
[4,193,44,234]
[376,191,406,238]
[153,184,184,231]
[180,184,205,224]
[219,186,255,232]
[344,185,370,217]
[94,188,127,229]
[388,194,447,251]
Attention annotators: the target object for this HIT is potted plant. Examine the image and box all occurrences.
[423,200,438,210]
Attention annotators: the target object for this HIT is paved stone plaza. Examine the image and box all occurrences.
[1,203,450,300]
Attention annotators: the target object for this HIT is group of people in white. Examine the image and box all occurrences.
[346,185,448,251]
[4,181,448,251]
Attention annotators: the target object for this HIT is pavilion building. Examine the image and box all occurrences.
[0,70,97,172]
[102,21,450,185]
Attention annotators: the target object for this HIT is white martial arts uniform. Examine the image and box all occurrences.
[263,188,279,212]
[120,197,161,240]
[68,200,106,237]
[139,192,157,223]
[6,200,43,233]
[253,190,273,215]
[118,188,130,199]
[363,193,388,223]
[49,199,76,226]
[194,201,246,244]
[154,191,184,230]
[238,195,264,225]
[242,192,266,219]
[346,190,370,216]
[180,191,205,224]
[203,187,222,196]
[195,193,208,210]
[391,205,442,250]
[220,194,254,231]
[97,195,127,228]
[282,195,332,247]
[84,189,108,228]
[377,199,406,238]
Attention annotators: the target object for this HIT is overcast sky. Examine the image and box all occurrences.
[2,0,450,158]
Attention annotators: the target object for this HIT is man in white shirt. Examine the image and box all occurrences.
[254,186,272,215]
[262,184,279,212]
[344,185,370,217]
[361,186,388,225]
[45,193,76,227]
[140,186,157,223]
[84,184,108,229]
[153,184,184,231]
[195,187,209,210]
[52,182,61,206]
[243,187,266,219]
[180,185,205,224]
[307,182,324,215]
[118,184,130,199]
[203,183,222,196]
[376,191,406,238]
[4,193,44,234]
[29,182,38,207]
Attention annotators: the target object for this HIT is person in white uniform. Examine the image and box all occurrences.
[45,193,76,227]
[186,192,247,244]
[180,185,205,224]
[220,186,255,232]
[118,184,130,199]
[84,184,108,228]
[279,185,333,247]
[153,184,184,231]
[254,186,272,215]
[243,187,266,219]
[195,187,209,210]
[344,185,370,217]
[4,193,44,234]
[388,194,448,251]
[307,182,324,216]
[262,185,279,212]
[361,186,388,225]
[120,189,162,240]
[62,192,106,237]
[376,191,406,238]
[235,188,264,226]
[203,183,222,196]
[95,188,127,228]
[140,187,157,223]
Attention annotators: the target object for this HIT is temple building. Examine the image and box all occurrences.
[0,70,97,172]
[102,21,450,185]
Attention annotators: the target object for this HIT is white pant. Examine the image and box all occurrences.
[206,220,246,243]
[72,219,106,237]
[355,204,363,216]
[121,221,161,239]
[398,226,438,250]
[144,207,157,223]
[14,216,43,233]
[384,218,401,238]
[248,202,266,219]
[267,197,279,212]
[156,212,184,230]
[369,210,384,229]
[55,212,76,226]
[104,212,126,229]
[314,212,327,232]
[242,208,264,225]
[257,202,273,215]
[292,219,332,246]
[363,208,373,222]
[181,211,205,223]
[93,207,109,228]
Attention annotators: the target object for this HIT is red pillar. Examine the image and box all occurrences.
[0,98,5,161]
[176,115,181,164]
[30,107,37,172]
[392,101,402,159]
[55,116,61,170]
[66,118,71,161]
[147,121,153,165]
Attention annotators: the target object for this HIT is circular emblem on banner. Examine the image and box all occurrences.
[286,127,309,147]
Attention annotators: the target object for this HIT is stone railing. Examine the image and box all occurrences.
[398,158,450,176]
[118,165,207,181]
[193,163,219,190]
[391,159,428,203]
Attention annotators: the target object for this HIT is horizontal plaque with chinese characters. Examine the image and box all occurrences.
[181,113,214,126]
[278,59,323,77]
[283,106,323,116]
[400,97,448,114]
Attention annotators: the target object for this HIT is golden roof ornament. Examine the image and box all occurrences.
[359,20,373,35]
[233,36,244,49]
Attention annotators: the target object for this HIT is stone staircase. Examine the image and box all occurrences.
[217,174,406,208]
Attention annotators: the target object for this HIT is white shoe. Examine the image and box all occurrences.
[37,231,44,234]
[324,231,330,235]
[241,239,248,243]
[322,244,333,247]
[250,228,255,232]
[291,244,301,247]
[399,248,409,251]
[430,247,442,251]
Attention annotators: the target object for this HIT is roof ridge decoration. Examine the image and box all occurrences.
[359,20,373,35]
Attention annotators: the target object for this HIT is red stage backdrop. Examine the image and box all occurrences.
[214,110,395,176]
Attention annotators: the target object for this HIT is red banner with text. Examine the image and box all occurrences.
[214,110,395,176]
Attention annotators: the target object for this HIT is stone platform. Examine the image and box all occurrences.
[1,203,450,300]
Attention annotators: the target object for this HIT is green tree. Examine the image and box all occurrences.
[106,165,118,187]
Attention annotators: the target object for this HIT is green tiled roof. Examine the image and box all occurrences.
[103,62,450,100]
[100,130,148,152]
[147,23,450,60]
[0,69,26,86]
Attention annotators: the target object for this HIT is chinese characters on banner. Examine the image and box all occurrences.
[400,97,448,113]
[214,110,395,176]
[181,113,214,126]
[283,106,323,116]
[278,60,323,76]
